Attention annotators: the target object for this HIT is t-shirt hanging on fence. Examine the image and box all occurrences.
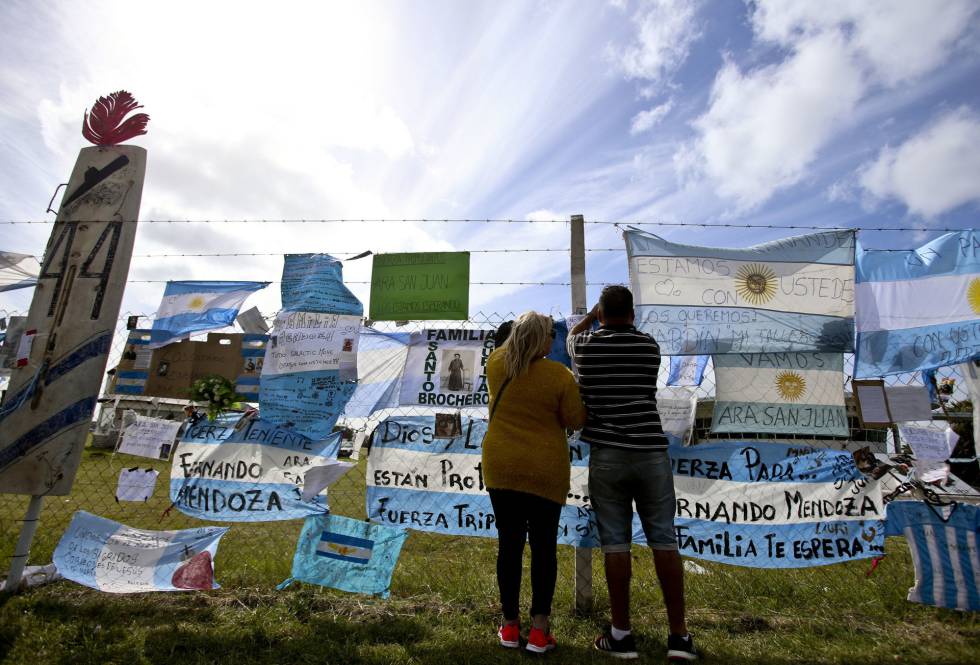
[711,353,848,437]
[116,468,159,501]
[397,330,496,408]
[53,511,228,593]
[278,513,408,598]
[625,228,855,355]
[884,500,980,612]
[366,417,597,546]
[855,231,980,377]
[261,254,363,439]
[170,413,341,521]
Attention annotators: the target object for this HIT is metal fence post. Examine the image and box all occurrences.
[4,496,44,591]
[570,213,593,615]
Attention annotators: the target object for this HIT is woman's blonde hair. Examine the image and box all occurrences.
[500,311,553,378]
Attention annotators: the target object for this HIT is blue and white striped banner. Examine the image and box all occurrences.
[855,231,980,377]
[625,228,856,355]
[148,281,268,349]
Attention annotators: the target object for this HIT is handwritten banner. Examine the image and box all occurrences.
[625,228,855,354]
[117,415,182,460]
[397,330,496,409]
[53,511,227,593]
[170,413,341,521]
[369,252,470,321]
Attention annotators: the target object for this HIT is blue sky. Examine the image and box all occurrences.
[2,0,979,321]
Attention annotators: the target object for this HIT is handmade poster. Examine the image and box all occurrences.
[366,416,597,546]
[657,387,698,445]
[899,425,954,483]
[667,354,709,386]
[278,513,408,598]
[396,329,496,408]
[625,228,855,354]
[170,413,341,521]
[148,280,269,348]
[884,386,933,422]
[856,231,980,377]
[369,252,470,320]
[116,468,159,502]
[646,442,886,567]
[711,353,848,436]
[52,511,228,593]
[261,254,363,439]
[117,415,182,460]
[885,501,980,611]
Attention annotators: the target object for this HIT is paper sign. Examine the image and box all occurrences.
[898,426,952,460]
[116,468,159,501]
[15,328,35,367]
[264,312,360,380]
[117,415,182,460]
[236,306,270,334]
[657,387,697,445]
[853,380,891,426]
[884,386,933,422]
[369,252,470,321]
[53,511,228,593]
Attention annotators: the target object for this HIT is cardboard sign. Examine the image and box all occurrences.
[369,252,470,321]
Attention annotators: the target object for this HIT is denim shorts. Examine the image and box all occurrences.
[588,446,677,553]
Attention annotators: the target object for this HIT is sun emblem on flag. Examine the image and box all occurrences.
[188,296,206,311]
[968,278,980,315]
[734,263,777,305]
[775,371,807,401]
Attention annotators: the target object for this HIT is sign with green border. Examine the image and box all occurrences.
[369,252,470,320]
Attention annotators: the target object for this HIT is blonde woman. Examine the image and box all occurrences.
[482,311,587,654]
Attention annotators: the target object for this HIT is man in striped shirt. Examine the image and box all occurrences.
[568,285,695,661]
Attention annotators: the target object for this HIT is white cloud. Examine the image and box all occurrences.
[630,99,673,134]
[615,0,700,85]
[858,107,980,218]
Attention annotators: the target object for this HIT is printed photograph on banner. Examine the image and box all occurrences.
[440,350,476,393]
[397,329,495,408]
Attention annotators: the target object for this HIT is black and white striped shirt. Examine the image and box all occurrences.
[568,325,669,450]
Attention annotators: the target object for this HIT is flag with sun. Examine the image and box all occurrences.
[624,228,856,355]
[855,230,980,377]
[148,280,269,348]
[711,352,848,436]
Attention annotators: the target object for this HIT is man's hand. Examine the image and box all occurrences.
[569,303,599,336]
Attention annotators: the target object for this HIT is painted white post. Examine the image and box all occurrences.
[570,213,592,614]
[4,496,43,591]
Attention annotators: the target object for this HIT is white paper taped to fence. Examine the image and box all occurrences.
[711,352,848,436]
[397,329,496,408]
[53,511,228,593]
[657,387,697,445]
[117,415,182,460]
[116,468,159,502]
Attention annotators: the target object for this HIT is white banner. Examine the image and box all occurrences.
[263,312,360,379]
[397,329,495,408]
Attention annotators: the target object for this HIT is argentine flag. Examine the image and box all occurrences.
[149,280,269,349]
[855,231,980,377]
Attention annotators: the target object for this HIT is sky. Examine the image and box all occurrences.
[1,0,979,323]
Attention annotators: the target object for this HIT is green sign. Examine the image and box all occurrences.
[369,252,470,321]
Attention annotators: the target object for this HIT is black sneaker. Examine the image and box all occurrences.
[594,629,639,659]
[667,633,698,662]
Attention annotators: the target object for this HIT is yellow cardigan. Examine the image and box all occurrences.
[481,349,587,505]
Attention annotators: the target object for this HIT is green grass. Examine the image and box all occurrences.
[2,451,979,664]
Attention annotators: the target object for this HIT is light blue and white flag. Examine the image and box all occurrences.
[667,354,709,386]
[711,352,848,436]
[343,328,410,417]
[636,442,885,568]
[278,513,408,598]
[0,251,39,292]
[53,511,228,593]
[148,280,269,349]
[260,255,363,439]
[625,228,856,355]
[170,413,341,521]
[855,231,980,377]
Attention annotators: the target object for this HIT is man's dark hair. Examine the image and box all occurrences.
[599,285,634,319]
[494,320,513,347]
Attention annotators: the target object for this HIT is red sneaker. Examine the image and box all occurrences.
[498,623,520,648]
[526,627,557,654]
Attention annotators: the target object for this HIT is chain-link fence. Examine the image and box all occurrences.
[0,306,975,594]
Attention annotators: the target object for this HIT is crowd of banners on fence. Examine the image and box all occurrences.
[116,414,181,460]
[147,280,269,349]
[396,329,495,409]
[169,413,341,521]
[885,500,980,611]
[644,442,885,567]
[52,511,228,593]
[711,353,848,437]
[0,251,39,292]
[624,228,856,355]
[369,251,470,321]
[260,255,362,439]
[667,354,709,386]
[366,416,598,546]
[116,468,159,501]
[855,231,980,378]
[657,387,698,445]
[278,513,408,598]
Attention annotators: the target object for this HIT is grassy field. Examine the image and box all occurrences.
[1,451,979,664]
